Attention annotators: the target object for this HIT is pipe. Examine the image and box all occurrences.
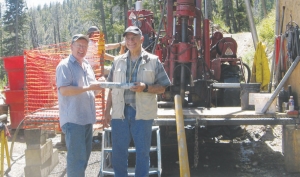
[279,34,285,79]
[204,19,210,69]
[173,17,176,36]
[212,83,240,88]
[244,0,258,49]
[203,0,210,69]
[152,0,167,54]
[280,6,286,34]
[181,17,188,42]
[193,18,196,37]
[268,51,275,92]
[205,0,208,19]
[261,56,300,113]
[195,1,202,38]
[180,64,185,102]
[269,0,280,92]
[167,0,174,39]
[174,95,190,177]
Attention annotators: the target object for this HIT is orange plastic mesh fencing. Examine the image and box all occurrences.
[23,34,105,130]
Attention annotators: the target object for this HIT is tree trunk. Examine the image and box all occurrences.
[56,4,61,43]
[118,1,123,45]
[124,0,128,27]
[110,6,115,55]
[229,0,238,33]
[54,26,57,44]
[99,0,107,42]
[128,0,133,10]
[235,0,241,31]
[261,0,267,18]
[15,0,19,55]
[223,0,231,32]
[30,12,39,48]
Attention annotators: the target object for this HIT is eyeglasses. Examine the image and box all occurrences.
[73,43,88,49]
[125,35,141,41]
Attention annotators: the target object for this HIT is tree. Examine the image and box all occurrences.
[29,11,39,48]
[2,0,28,56]
[222,0,231,32]
[0,3,5,84]
[261,0,267,18]
[235,0,249,31]
[228,0,237,32]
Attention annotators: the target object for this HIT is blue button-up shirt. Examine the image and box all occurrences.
[56,55,96,127]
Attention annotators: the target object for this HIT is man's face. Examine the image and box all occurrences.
[90,31,100,39]
[124,33,143,51]
[71,39,88,61]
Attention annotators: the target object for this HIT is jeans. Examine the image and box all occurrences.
[61,123,93,177]
[111,105,154,177]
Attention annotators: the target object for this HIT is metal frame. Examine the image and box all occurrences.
[154,117,300,126]
[99,126,162,177]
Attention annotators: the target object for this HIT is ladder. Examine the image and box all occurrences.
[99,126,162,177]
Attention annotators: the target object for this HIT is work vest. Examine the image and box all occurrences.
[111,50,158,120]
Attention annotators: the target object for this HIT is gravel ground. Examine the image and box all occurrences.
[5,130,103,177]
[3,125,300,177]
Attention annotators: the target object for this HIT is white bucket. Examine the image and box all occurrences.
[254,93,277,114]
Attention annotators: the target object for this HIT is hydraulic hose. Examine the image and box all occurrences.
[10,117,26,161]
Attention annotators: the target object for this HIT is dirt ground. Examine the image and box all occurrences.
[160,125,300,177]
[3,124,300,177]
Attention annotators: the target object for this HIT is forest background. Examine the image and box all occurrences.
[0,0,276,87]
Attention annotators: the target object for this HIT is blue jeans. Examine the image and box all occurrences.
[61,123,93,177]
[111,105,154,177]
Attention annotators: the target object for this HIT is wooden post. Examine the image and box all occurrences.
[283,125,300,172]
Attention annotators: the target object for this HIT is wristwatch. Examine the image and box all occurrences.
[143,84,148,92]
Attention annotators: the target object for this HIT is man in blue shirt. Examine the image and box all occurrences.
[56,34,103,177]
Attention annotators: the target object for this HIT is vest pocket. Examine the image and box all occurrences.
[136,93,157,119]
[113,70,126,83]
[141,70,154,84]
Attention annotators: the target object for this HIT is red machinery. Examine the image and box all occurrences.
[128,0,250,107]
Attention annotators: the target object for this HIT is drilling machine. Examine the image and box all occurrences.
[127,0,250,109]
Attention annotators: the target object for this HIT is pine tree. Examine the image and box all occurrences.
[2,0,28,56]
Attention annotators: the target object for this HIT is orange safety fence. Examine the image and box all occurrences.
[22,33,106,130]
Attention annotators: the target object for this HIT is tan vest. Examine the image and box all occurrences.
[111,50,158,120]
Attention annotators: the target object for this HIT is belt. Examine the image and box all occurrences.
[125,103,130,106]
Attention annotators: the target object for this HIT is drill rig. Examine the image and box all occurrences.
[127,0,250,108]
